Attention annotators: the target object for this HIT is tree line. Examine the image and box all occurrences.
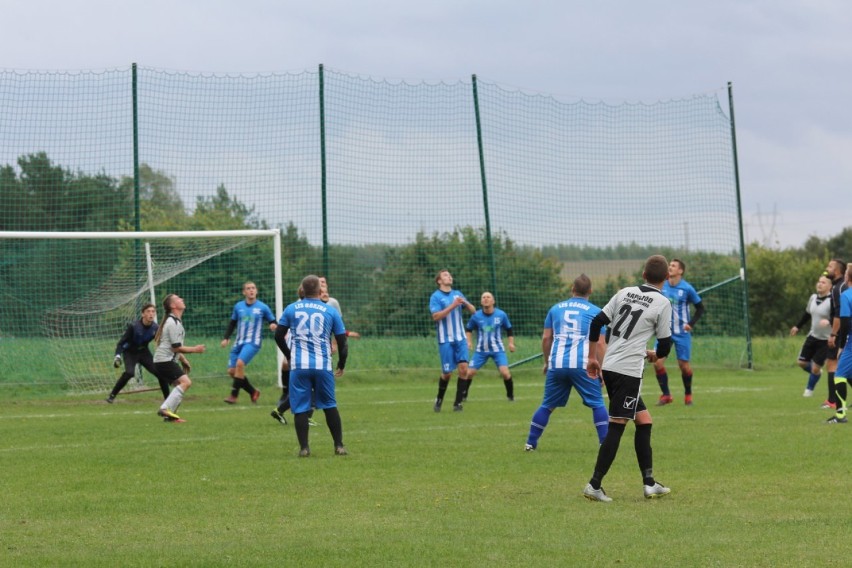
[0,153,846,338]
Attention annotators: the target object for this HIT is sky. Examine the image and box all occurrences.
[2,0,851,249]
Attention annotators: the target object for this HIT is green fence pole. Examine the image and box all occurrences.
[472,75,498,297]
[132,63,141,232]
[728,81,753,369]
[319,64,329,277]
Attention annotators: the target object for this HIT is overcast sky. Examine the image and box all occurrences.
[3,0,850,249]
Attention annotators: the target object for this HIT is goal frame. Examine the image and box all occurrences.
[0,229,284,390]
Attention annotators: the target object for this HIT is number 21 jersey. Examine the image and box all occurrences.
[600,284,672,377]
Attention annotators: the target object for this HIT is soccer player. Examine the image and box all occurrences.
[430,269,476,412]
[464,291,515,402]
[827,263,852,424]
[153,294,206,423]
[654,258,704,406]
[823,258,847,410]
[582,255,673,502]
[107,303,170,402]
[789,274,832,397]
[274,275,349,456]
[221,281,277,404]
[525,274,608,451]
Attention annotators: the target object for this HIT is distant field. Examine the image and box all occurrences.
[560,259,643,283]
[1,363,843,567]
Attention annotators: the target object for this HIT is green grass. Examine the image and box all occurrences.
[1,357,846,567]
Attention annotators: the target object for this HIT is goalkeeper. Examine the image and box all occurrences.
[106,303,170,402]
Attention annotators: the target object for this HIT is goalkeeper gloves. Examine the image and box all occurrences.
[113,355,122,368]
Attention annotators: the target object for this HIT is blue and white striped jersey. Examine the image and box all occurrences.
[230,300,276,348]
[279,299,345,371]
[545,297,601,370]
[430,289,468,344]
[466,308,512,353]
[662,279,701,335]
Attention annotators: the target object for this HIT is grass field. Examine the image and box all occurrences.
[2,341,849,567]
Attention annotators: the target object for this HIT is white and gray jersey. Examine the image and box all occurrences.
[600,284,673,377]
[806,294,832,340]
[153,315,185,363]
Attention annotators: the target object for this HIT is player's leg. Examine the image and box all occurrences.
[675,334,693,405]
[434,343,454,412]
[824,343,839,408]
[827,350,851,423]
[526,370,568,450]
[654,351,672,405]
[574,370,609,444]
[586,371,634,498]
[464,352,486,401]
[224,345,240,403]
[139,351,170,399]
[495,352,513,401]
[315,372,345,453]
[635,407,670,498]
[271,361,290,424]
[107,351,140,402]
[290,370,314,454]
[805,340,826,396]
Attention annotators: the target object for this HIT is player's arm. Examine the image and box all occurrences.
[220,319,237,347]
[791,310,810,336]
[836,316,850,350]
[541,328,553,374]
[587,312,611,378]
[506,327,515,352]
[334,333,348,376]
[113,324,133,366]
[115,323,133,355]
[274,325,291,359]
[687,301,705,329]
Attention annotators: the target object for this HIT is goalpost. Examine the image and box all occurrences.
[0,229,283,394]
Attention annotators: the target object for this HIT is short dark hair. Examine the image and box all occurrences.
[141,302,156,313]
[572,273,592,297]
[644,255,669,285]
[671,258,685,273]
[831,258,847,276]
[301,275,321,297]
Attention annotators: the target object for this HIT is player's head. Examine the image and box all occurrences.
[297,285,305,299]
[435,269,453,287]
[480,291,495,308]
[669,258,685,278]
[140,303,156,324]
[643,255,669,286]
[827,258,846,279]
[242,281,258,301]
[817,274,832,295]
[301,275,321,298]
[572,274,592,297]
[846,263,852,285]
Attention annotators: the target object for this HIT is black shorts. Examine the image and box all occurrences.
[798,336,829,366]
[154,361,184,384]
[601,369,647,420]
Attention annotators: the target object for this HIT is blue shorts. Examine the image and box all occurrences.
[229,343,261,368]
[541,367,605,409]
[836,347,852,380]
[470,350,509,370]
[289,369,336,414]
[659,333,692,361]
[438,340,469,373]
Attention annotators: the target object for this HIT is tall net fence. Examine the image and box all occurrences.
[0,65,749,390]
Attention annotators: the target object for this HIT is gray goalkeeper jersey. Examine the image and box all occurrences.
[600,284,672,378]
[806,294,832,340]
[153,315,184,363]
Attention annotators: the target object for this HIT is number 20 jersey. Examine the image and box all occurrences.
[600,284,673,377]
